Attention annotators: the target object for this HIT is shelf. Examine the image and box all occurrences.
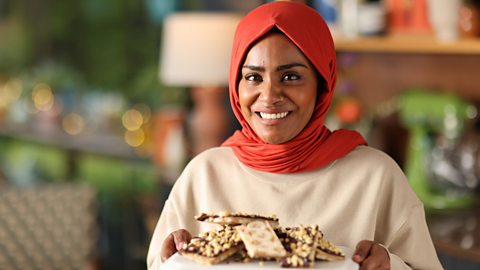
[0,123,140,160]
[428,208,480,263]
[334,36,480,55]
[434,240,480,263]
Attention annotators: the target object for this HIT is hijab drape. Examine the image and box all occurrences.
[222,2,367,173]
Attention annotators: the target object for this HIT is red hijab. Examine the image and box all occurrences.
[222,2,366,173]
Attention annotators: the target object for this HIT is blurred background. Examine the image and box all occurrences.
[1,0,480,269]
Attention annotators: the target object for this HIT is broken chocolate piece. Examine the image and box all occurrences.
[179,226,244,265]
[236,220,287,259]
[315,238,345,261]
[277,225,322,268]
[195,211,279,227]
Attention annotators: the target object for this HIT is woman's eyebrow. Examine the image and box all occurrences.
[276,63,308,71]
[242,63,307,71]
[242,65,264,71]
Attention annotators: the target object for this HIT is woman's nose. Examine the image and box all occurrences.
[258,80,283,104]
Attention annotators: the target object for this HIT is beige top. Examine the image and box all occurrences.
[147,146,443,270]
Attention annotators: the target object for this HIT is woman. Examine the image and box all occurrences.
[147,2,443,269]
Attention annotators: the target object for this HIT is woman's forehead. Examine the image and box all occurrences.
[242,33,310,66]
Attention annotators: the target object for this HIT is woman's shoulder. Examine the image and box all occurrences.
[341,145,401,169]
[178,146,239,178]
[188,146,236,166]
[333,145,409,186]
[170,147,237,196]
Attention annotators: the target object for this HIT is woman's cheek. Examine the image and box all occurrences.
[238,86,255,108]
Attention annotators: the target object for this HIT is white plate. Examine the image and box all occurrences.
[161,246,359,270]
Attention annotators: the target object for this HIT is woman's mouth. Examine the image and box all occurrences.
[257,111,290,120]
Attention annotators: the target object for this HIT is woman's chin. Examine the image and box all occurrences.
[259,134,293,145]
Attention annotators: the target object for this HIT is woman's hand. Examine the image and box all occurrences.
[160,229,192,262]
[352,240,390,270]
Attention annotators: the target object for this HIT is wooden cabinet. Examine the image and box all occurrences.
[335,36,480,55]
[334,37,480,110]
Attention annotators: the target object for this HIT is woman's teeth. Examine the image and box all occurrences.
[259,112,289,119]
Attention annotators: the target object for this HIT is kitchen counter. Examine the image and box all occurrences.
[427,207,480,263]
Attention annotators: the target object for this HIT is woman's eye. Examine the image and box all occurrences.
[245,74,262,82]
[282,73,300,81]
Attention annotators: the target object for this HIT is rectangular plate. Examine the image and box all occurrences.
[161,246,359,270]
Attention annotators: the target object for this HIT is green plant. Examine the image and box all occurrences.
[129,64,187,109]
[1,0,165,103]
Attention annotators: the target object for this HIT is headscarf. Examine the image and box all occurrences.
[222,2,367,173]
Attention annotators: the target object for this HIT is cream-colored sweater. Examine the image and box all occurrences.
[147,146,443,270]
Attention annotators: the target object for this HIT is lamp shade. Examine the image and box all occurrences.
[160,13,242,87]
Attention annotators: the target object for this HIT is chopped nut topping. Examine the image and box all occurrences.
[181,227,243,258]
[277,225,322,268]
[181,212,344,267]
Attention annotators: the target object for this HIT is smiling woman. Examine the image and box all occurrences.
[238,32,318,145]
[147,2,443,270]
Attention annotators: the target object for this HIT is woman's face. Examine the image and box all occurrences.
[238,33,318,144]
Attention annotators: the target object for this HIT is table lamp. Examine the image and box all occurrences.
[160,12,241,155]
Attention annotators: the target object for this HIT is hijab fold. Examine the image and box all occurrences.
[222,2,366,173]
